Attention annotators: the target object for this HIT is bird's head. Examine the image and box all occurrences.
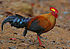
[50,7,58,18]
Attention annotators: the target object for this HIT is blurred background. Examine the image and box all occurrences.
[0,0,70,49]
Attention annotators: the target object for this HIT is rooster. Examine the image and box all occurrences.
[1,7,58,47]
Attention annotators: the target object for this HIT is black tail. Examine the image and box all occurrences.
[1,16,16,31]
[1,19,7,31]
[1,14,31,31]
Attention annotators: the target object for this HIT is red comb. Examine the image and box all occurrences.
[50,7,58,13]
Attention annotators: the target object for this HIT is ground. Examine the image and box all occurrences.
[0,0,70,49]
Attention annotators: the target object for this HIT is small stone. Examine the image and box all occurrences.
[67,41,70,43]
[52,41,55,43]
[56,47,63,49]
[67,45,70,47]
[13,42,17,44]
[56,47,58,48]
[26,39,34,45]
[14,33,18,35]
[64,12,69,14]
[18,43,29,47]
[27,39,31,41]
[56,25,61,27]
[0,40,4,44]
[8,46,16,49]
[14,33,20,35]
[29,41,34,45]
[0,15,4,17]
[68,29,70,31]
[8,41,12,43]
[0,1,3,4]
[9,41,13,43]
[21,39,25,43]
[8,41,16,44]
[37,48,41,49]
[60,42,65,44]
[56,42,60,45]
[59,47,63,49]
[25,39,30,42]
[55,31,60,33]
[51,40,56,45]
[28,39,31,42]
[60,38,63,40]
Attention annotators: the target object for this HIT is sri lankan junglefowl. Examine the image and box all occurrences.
[1,7,58,47]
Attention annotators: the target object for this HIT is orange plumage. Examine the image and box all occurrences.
[27,13,56,32]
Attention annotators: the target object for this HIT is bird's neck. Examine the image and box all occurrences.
[42,12,56,25]
[51,12,58,18]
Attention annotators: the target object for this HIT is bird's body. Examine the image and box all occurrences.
[1,7,58,47]
[27,13,56,34]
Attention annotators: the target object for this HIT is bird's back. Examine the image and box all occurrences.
[27,13,56,33]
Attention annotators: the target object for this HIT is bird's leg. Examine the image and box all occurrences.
[23,28,27,36]
[37,35,42,46]
[39,36,47,40]
[37,35,45,48]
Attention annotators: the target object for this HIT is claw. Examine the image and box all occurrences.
[41,45,45,48]
[39,36,47,40]
[39,45,45,48]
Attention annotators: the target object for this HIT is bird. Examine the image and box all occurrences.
[1,7,58,47]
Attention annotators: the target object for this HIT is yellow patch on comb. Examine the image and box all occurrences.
[51,9,55,11]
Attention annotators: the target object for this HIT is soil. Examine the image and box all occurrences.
[0,0,70,49]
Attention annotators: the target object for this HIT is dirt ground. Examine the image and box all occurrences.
[0,0,70,49]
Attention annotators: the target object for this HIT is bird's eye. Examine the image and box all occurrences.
[52,12,55,14]
[53,12,55,14]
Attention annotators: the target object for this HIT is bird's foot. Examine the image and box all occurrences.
[39,44,45,48]
[39,36,47,40]
[34,36,47,42]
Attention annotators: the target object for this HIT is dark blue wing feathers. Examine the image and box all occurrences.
[1,14,31,31]
[3,14,31,28]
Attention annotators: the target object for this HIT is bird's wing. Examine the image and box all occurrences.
[27,16,52,33]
